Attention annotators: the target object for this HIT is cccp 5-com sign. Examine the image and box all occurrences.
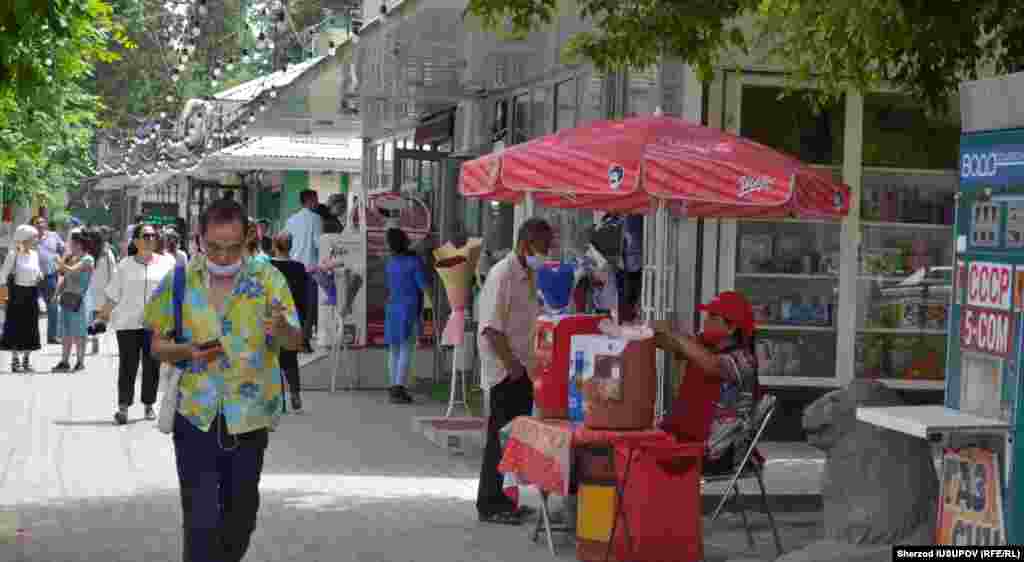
[961,261,1014,357]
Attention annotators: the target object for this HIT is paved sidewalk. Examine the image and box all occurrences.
[0,328,825,561]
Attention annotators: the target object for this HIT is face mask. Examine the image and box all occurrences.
[208,258,243,277]
[700,324,731,348]
[525,254,545,271]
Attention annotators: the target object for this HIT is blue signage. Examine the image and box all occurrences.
[960,128,1024,190]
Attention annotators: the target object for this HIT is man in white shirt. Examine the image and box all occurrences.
[32,216,64,344]
[475,218,553,525]
[284,190,323,346]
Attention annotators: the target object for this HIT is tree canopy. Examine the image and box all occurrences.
[464,0,1024,113]
[0,0,126,207]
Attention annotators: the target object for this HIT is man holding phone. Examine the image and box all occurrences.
[145,199,303,562]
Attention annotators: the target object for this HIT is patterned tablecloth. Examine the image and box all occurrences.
[497,417,684,496]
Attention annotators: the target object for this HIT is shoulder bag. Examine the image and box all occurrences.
[157,264,188,434]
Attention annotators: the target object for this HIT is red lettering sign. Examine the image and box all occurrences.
[960,307,1014,357]
[967,262,1013,310]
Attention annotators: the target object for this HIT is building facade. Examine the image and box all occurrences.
[352,0,959,401]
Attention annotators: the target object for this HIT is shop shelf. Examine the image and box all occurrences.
[861,221,952,231]
[858,328,946,336]
[760,376,843,388]
[757,324,836,333]
[876,379,946,391]
[735,273,837,281]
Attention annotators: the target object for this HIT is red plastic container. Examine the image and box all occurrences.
[533,314,607,419]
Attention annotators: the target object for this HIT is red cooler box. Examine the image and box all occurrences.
[533,314,607,419]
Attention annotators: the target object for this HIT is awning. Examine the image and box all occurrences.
[203,136,362,172]
[214,56,328,102]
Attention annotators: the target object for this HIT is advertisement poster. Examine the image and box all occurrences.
[937,448,1005,545]
[321,232,367,349]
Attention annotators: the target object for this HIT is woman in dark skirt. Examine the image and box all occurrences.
[1,224,44,372]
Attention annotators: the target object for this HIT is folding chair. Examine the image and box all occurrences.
[704,393,784,557]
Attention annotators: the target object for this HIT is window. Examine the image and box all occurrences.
[511,94,530,145]
[533,87,552,137]
[628,67,657,116]
[854,93,959,384]
[741,86,844,166]
[579,71,605,124]
[555,79,578,131]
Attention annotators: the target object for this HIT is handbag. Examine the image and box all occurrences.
[157,265,188,434]
[59,291,83,312]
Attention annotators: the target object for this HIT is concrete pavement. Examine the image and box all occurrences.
[0,326,826,561]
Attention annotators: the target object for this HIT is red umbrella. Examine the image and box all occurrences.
[458,115,851,219]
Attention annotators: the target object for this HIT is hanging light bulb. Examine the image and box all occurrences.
[328,41,337,57]
[211,79,219,87]
[172,74,180,83]
[269,89,278,99]
[213,67,222,77]
[180,53,189,64]
[177,63,186,72]
[191,24,201,37]
[197,0,208,16]
[166,95,175,103]
[256,32,266,49]
[259,102,267,113]
[186,42,196,54]
[248,113,256,123]
[160,112,168,119]
[226,61,235,71]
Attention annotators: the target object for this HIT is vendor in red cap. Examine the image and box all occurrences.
[653,290,759,475]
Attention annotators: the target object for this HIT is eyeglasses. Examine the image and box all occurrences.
[205,241,245,257]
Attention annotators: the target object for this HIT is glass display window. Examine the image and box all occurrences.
[555,78,578,132]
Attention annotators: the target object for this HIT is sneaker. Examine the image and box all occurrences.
[144,406,156,420]
[390,386,413,404]
[114,410,128,425]
[51,361,71,373]
[290,394,303,413]
[21,358,33,373]
[10,357,20,373]
[47,338,59,345]
[72,361,85,372]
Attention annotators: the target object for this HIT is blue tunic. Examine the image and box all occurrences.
[384,254,428,345]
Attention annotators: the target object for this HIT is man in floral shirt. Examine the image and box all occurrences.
[145,199,302,562]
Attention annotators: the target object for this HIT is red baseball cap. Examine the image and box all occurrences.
[697,291,755,337]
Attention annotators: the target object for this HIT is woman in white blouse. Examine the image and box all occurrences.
[97,224,175,424]
[1,224,44,372]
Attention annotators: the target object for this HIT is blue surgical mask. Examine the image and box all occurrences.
[525,255,545,271]
[207,258,243,277]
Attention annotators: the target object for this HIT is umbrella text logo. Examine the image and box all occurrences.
[738,176,773,199]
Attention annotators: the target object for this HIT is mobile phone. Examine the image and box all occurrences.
[196,340,222,351]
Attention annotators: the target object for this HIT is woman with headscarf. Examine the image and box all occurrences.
[0,224,44,372]
[384,228,429,404]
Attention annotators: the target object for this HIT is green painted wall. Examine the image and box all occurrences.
[283,171,309,219]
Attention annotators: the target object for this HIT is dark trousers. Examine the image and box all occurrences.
[476,375,534,516]
[279,350,300,396]
[174,413,268,562]
[304,277,318,345]
[42,273,59,341]
[116,329,160,407]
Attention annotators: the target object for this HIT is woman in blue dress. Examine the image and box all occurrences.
[384,228,429,404]
[53,230,97,372]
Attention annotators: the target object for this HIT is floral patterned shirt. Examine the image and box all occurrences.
[144,255,301,435]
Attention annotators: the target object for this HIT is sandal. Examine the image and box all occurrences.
[478,510,525,525]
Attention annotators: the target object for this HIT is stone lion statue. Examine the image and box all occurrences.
[774,380,938,562]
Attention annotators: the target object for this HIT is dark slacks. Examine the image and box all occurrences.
[476,374,534,517]
[174,413,268,562]
[116,329,160,407]
[279,349,300,395]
